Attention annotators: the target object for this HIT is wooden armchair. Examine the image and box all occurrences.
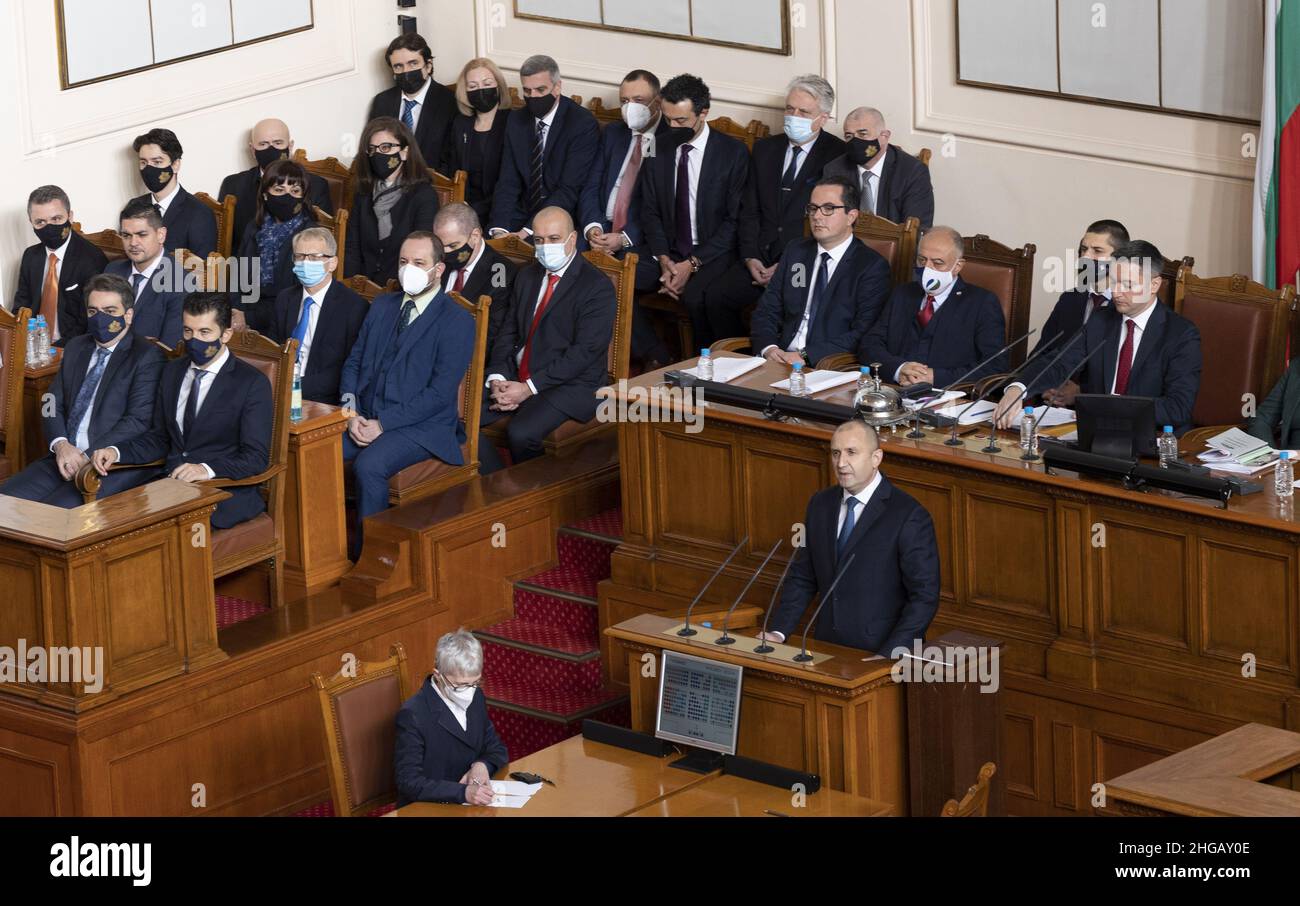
[803,212,922,286]
[342,275,397,303]
[1157,255,1195,308]
[587,97,622,127]
[0,306,30,481]
[708,115,772,151]
[312,205,350,280]
[431,169,468,207]
[386,292,493,505]
[487,233,536,268]
[941,762,996,816]
[72,222,128,264]
[311,642,411,818]
[293,149,354,214]
[193,191,237,258]
[960,234,1036,370]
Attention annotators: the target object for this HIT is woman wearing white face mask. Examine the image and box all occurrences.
[394,629,508,807]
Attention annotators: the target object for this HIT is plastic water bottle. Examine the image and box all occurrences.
[857,366,871,394]
[1276,451,1294,499]
[697,348,713,381]
[35,316,51,365]
[1020,406,1035,450]
[290,365,303,422]
[25,319,37,368]
[1156,425,1178,468]
[789,361,807,397]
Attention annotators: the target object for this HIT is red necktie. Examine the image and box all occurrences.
[1113,319,1135,395]
[916,294,935,330]
[519,273,560,382]
[611,137,644,235]
[1089,293,1106,311]
[453,267,466,295]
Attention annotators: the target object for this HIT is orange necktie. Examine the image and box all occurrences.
[40,252,60,339]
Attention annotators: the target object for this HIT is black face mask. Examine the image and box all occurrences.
[368,150,403,180]
[263,193,304,222]
[395,68,428,95]
[845,137,882,167]
[141,164,175,195]
[34,221,71,251]
[467,87,499,114]
[255,146,289,169]
[525,94,557,120]
[668,125,696,144]
[443,241,474,269]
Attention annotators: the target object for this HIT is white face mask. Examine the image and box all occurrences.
[622,101,653,132]
[399,263,434,296]
[918,266,956,296]
[439,677,477,708]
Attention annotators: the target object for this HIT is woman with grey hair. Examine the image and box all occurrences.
[394,629,508,806]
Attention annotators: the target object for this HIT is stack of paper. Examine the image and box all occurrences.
[770,370,861,393]
[683,356,765,383]
[1196,428,1282,475]
[481,780,543,809]
[903,389,965,411]
[932,400,1076,429]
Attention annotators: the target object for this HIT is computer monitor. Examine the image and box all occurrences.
[655,650,743,772]
[1076,394,1157,459]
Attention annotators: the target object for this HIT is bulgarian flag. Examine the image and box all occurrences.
[1254,0,1300,289]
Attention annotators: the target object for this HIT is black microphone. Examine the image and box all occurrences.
[717,538,782,646]
[793,552,857,663]
[941,329,1066,446]
[900,329,1037,440]
[754,548,799,654]
[1018,323,1117,459]
[678,535,750,637]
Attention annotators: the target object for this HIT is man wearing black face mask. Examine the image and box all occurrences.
[217,118,334,242]
[824,107,934,228]
[92,293,273,530]
[1,275,164,508]
[13,185,107,345]
[434,203,517,351]
[367,33,458,175]
[130,128,218,258]
[488,54,599,239]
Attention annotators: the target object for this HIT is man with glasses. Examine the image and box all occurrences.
[824,107,934,228]
[395,629,508,807]
[218,118,334,242]
[748,177,890,366]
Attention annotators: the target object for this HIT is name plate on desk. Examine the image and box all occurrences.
[660,624,835,666]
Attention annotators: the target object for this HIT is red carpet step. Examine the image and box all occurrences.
[292,800,394,818]
[215,594,270,632]
[488,698,632,760]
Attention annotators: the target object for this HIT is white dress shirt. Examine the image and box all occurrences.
[894,276,958,382]
[174,345,231,479]
[585,117,662,241]
[857,152,887,216]
[1110,301,1158,394]
[128,253,166,297]
[294,278,331,372]
[39,233,72,342]
[400,76,432,134]
[486,255,574,394]
[430,675,468,732]
[676,123,712,247]
[50,335,125,453]
[152,181,182,216]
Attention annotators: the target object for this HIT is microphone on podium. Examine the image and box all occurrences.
[717,538,782,646]
[754,547,799,654]
[793,552,857,663]
[678,535,749,637]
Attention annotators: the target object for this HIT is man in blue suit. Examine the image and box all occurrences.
[579,69,669,255]
[859,225,1008,386]
[488,54,599,238]
[395,629,508,807]
[1,274,164,508]
[994,240,1202,434]
[130,128,217,258]
[91,293,273,530]
[105,199,187,348]
[339,231,474,560]
[749,178,891,366]
[761,420,940,656]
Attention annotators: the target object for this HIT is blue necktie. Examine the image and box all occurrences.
[401,98,417,131]
[836,496,860,560]
[291,296,315,362]
[807,251,831,328]
[66,347,109,449]
[130,272,145,298]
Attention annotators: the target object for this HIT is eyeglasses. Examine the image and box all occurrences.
[805,203,848,217]
[442,677,481,693]
[366,142,403,154]
[292,253,333,262]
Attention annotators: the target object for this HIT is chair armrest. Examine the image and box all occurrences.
[709,337,752,355]
[74,459,165,503]
[200,463,287,489]
[814,353,859,372]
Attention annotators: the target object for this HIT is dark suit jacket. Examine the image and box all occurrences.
[115,352,272,529]
[750,237,891,364]
[823,145,935,228]
[1025,303,1202,435]
[1249,357,1300,449]
[104,257,187,348]
[217,165,333,245]
[13,231,109,344]
[1031,290,1111,360]
[130,186,218,258]
[447,111,511,223]
[441,243,518,350]
[368,81,459,174]
[268,280,369,405]
[577,116,672,250]
[640,127,750,265]
[339,289,473,465]
[394,680,508,807]
[489,97,600,232]
[487,256,615,422]
[343,181,440,284]
[739,130,846,264]
[42,331,164,451]
[770,477,940,655]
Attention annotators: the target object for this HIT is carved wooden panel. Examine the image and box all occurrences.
[739,443,825,560]
[1097,514,1191,651]
[655,430,737,549]
[964,490,1054,622]
[1199,537,1296,673]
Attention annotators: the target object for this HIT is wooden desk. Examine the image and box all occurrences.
[627,773,893,817]
[600,354,1300,817]
[284,401,350,600]
[1105,723,1300,817]
[21,350,61,470]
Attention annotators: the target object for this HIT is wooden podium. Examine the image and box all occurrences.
[605,613,909,815]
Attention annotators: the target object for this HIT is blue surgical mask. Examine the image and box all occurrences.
[293,259,329,287]
[88,310,128,345]
[783,115,817,145]
[535,240,572,272]
[185,336,222,367]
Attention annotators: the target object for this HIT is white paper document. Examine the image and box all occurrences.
[482,780,543,809]
[684,356,765,383]
[933,400,1076,428]
[903,389,965,411]
[1201,427,1270,459]
[770,370,861,394]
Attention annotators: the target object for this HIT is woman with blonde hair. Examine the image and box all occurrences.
[447,57,511,221]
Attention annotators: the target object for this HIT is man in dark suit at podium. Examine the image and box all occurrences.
[760,420,940,656]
